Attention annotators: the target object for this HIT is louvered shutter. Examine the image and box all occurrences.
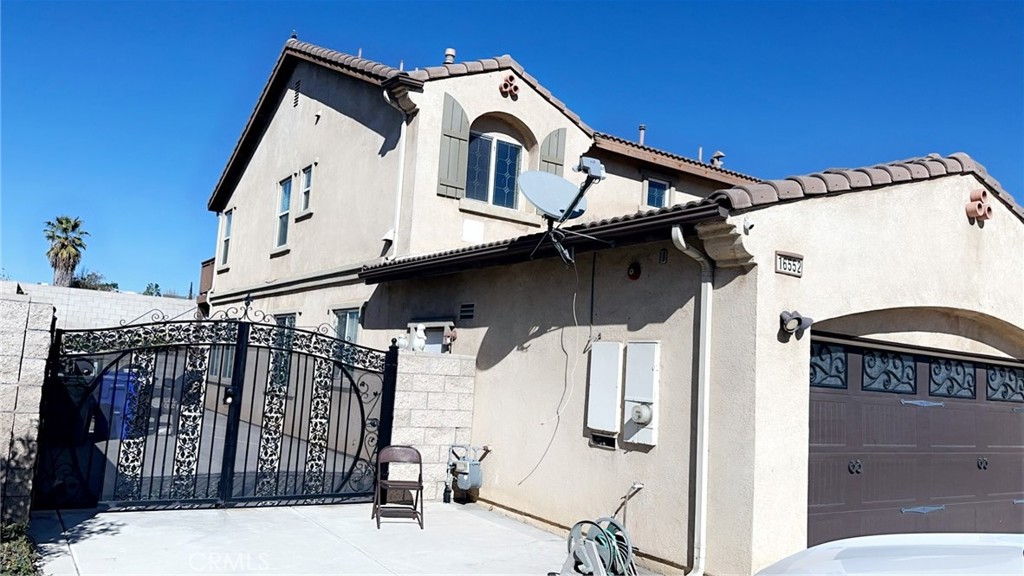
[437,93,470,198]
[539,128,567,176]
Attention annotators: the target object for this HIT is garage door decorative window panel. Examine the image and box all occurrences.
[929,359,975,399]
[986,366,1024,402]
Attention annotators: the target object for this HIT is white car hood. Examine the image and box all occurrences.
[756,533,1024,575]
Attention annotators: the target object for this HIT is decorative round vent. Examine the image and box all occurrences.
[499,74,519,99]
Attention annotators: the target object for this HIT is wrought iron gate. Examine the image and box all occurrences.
[33,308,398,510]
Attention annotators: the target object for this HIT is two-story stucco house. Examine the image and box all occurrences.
[200,37,753,334]
[202,37,1024,576]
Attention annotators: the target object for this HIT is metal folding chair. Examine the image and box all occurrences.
[371,445,424,529]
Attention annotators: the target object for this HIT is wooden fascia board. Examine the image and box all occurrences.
[593,137,754,187]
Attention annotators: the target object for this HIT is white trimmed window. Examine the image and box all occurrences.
[466,132,522,209]
[220,210,233,265]
[208,345,234,379]
[277,177,292,247]
[646,178,670,208]
[300,165,313,212]
[334,308,359,343]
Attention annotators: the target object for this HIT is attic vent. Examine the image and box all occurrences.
[459,303,475,321]
[293,79,301,107]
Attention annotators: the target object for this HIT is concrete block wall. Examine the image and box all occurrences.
[0,295,54,523]
[1,281,197,330]
[389,351,475,501]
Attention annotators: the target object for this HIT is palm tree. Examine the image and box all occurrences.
[44,216,89,287]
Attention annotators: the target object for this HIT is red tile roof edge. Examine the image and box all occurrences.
[711,153,1024,223]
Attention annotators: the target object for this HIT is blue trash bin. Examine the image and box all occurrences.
[97,369,140,439]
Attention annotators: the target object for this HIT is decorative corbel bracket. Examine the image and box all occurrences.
[695,220,756,269]
[382,74,425,117]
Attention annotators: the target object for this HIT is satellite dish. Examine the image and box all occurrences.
[519,157,609,266]
[518,171,588,221]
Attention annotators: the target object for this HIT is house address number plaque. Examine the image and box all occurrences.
[775,251,804,278]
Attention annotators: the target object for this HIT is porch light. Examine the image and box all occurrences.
[780,310,814,334]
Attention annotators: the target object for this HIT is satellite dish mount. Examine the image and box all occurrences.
[518,156,611,266]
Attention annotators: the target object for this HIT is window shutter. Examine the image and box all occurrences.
[539,128,567,176]
[437,93,470,198]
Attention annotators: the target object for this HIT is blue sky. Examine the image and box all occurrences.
[2,0,1021,294]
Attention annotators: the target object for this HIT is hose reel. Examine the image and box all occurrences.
[554,516,637,576]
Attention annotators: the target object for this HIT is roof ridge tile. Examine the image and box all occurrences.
[709,153,1022,225]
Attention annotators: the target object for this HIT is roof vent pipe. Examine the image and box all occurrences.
[710,150,725,168]
[638,124,646,146]
[444,48,456,64]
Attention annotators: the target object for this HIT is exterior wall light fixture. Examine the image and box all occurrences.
[780,310,814,335]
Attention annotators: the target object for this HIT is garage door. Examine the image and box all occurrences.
[808,336,1024,547]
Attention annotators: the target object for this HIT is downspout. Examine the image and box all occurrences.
[671,225,713,576]
[382,91,407,258]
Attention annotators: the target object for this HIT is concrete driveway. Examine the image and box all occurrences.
[29,502,570,575]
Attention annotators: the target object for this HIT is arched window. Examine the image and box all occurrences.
[466,131,523,209]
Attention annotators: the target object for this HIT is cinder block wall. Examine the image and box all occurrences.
[0,295,54,523]
[1,281,196,330]
[389,351,475,500]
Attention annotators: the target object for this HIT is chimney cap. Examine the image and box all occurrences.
[444,48,456,64]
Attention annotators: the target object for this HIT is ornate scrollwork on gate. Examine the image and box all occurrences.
[346,458,376,493]
[929,359,975,398]
[862,350,916,393]
[255,339,291,497]
[301,357,334,495]
[114,350,156,501]
[248,324,385,372]
[986,365,1024,403]
[170,346,212,499]
[810,343,847,389]
[62,321,238,355]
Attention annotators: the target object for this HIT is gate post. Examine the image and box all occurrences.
[375,340,400,503]
[217,321,250,504]
[377,339,400,451]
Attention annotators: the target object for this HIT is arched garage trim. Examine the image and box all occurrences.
[814,306,1024,360]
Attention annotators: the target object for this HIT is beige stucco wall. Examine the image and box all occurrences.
[705,173,1024,575]
[398,70,594,256]
[586,151,724,217]
[361,241,704,569]
[210,61,403,305]
[206,60,733,321]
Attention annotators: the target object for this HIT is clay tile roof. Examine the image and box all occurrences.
[712,153,1022,223]
[880,164,913,182]
[927,154,962,174]
[827,168,871,188]
[768,178,804,199]
[737,183,779,205]
[858,167,892,186]
[423,65,450,78]
[814,172,852,192]
[787,175,828,195]
[361,198,728,282]
[914,158,947,176]
[287,40,593,135]
[285,39,402,82]
[897,162,930,179]
[592,133,759,186]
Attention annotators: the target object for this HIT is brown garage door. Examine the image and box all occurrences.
[808,336,1024,547]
